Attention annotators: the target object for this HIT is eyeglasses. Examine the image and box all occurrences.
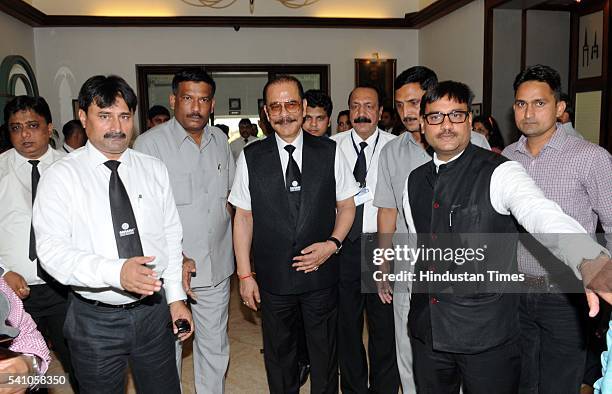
[423,111,469,125]
[267,100,301,116]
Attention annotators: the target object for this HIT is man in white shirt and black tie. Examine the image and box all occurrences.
[0,95,78,391]
[230,75,358,393]
[331,86,399,393]
[32,75,193,393]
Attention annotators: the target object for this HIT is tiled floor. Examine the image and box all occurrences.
[47,278,313,393]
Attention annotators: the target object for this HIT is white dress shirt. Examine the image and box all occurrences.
[0,147,65,285]
[332,128,396,233]
[32,142,186,305]
[230,135,258,161]
[229,131,359,211]
[402,150,608,278]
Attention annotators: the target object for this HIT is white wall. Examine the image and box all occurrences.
[0,12,35,64]
[525,10,570,90]
[33,26,419,130]
[418,0,485,101]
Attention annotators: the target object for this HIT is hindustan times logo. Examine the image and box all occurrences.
[372,245,487,266]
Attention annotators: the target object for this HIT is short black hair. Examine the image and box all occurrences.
[349,84,382,108]
[147,105,170,121]
[304,90,333,117]
[513,64,562,101]
[395,66,438,92]
[263,75,304,104]
[382,106,394,115]
[78,75,137,113]
[472,115,505,149]
[62,119,84,140]
[215,123,229,135]
[172,69,216,96]
[420,80,474,115]
[560,92,574,122]
[337,109,350,122]
[239,118,252,126]
[4,95,52,125]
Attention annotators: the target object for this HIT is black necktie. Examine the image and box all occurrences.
[28,160,40,262]
[105,160,144,259]
[29,160,52,281]
[284,145,301,227]
[348,141,368,242]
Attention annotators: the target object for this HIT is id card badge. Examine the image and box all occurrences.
[354,187,373,206]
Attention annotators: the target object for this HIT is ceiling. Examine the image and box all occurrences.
[21,0,439,18]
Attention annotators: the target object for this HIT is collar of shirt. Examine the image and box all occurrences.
[62,143,74,153]
[85,140,133,169]
[275,129,303,162]
[402,130,425,149]
[433,149,465,172]
[350,127,380,146]
[13,146,55,171]
[169,117,214,149]
[514,124,566,157]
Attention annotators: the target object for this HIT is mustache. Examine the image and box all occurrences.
[435,130,458,138]
[187,112,203,119]
[353,117,372,124]
[103,131,127,139]
[403,116,419,123]
[273,116,297,125]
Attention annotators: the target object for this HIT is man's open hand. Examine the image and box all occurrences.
[120,256,161,296]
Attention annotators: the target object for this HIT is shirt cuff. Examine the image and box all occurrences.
[100,258,126,289]
[228,195,251,211]
[164,280,187,304]
[373,195,397,209]
[337,185,361,202]
[565,237,610,279]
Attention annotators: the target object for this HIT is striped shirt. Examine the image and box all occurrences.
[0,276,50,374]
[502,127,612,276]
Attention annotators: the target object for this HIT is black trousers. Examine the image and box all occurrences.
[338,235,399,394]
[297,305,310,366]
[519,292,587,394]
[260,286,338,394]
[63,292,180,394]
[411,335,520,394]
[23,283,78,392]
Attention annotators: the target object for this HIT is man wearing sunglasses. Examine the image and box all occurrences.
[402,80,611,392]
[230,75,358,393]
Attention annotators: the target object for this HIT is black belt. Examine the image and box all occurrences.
[523,275,547,287]
[73,291,149,309]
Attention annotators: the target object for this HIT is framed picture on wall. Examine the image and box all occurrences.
[578,11,603,79]
[472,103,482,117]
[229,98,241,111]
[355,58,397,108]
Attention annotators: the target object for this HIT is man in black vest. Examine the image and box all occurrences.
[403,80,611,393]
[229,75,358,394]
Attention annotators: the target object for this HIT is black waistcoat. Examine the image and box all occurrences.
[407,143,520,354]
[244,132,338,295]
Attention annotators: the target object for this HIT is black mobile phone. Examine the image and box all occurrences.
[174,319,191,334]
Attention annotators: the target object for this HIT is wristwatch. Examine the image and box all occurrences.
[24,354,41,375]
[327,237,343,255]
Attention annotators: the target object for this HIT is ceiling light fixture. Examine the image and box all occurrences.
[181,0,320,14]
